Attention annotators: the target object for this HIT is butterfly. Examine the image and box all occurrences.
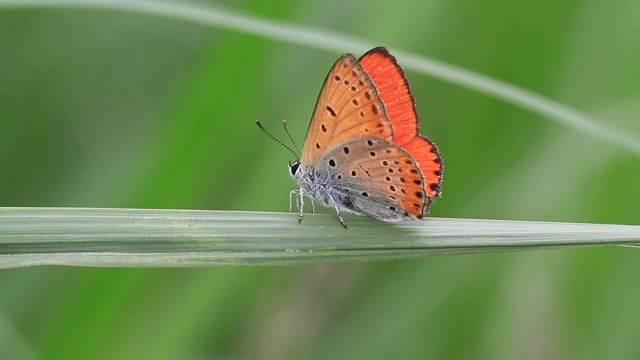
[258,46,443,228]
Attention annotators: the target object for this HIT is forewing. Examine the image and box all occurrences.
[300,54,394,167]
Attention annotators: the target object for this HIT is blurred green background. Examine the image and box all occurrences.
[1,0,639,359]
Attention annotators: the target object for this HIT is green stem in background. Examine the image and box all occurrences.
[1,0,639,156]
[1,208,638,268]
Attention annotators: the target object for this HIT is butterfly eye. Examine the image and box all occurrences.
[289,161,301,175]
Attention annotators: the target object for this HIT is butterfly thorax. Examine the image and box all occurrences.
[289,160,358,214]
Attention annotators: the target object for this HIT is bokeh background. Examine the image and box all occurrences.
[1,0,639,359]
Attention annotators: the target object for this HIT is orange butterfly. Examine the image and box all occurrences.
[259,47,443,228]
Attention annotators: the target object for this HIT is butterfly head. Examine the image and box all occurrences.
[288,160,301,177]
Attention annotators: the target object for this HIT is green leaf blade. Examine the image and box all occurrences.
[1,207,638,268]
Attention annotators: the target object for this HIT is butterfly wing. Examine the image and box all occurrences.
[315,135,429,220]
[359,47,444,198]
[300,54,394,168]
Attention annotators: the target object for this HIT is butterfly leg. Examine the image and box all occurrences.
[288,190,297,212]
[289,189,306,222]
[327,196,348,229]
[297,189,305,223]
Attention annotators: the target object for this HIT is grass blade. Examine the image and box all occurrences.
[1,207,638,268]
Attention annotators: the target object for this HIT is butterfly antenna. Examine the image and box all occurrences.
[282,120,301,158]
[255,119,299,159]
